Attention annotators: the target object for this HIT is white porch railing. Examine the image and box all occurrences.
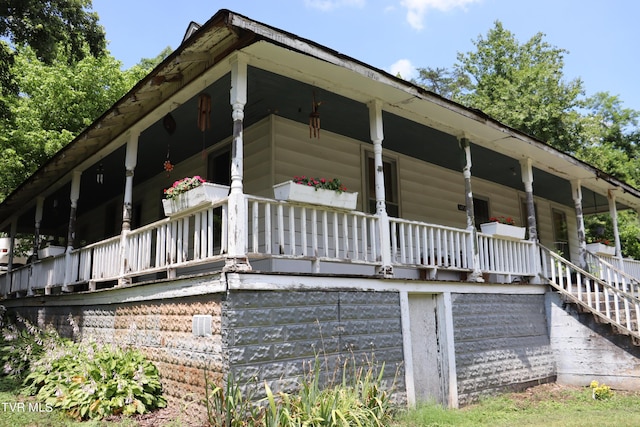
[246,196,380,264]
[389,218,471,269]
[5,194,622,296]
[5,200,229,293]
[477,233,537,278]
[585,252,640,299]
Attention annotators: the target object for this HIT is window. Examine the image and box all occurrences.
[552,208,570,258]
[207,146,231,186]
[365,152,399,217]
[473,197,490,230]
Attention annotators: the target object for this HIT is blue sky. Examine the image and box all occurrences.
[91,0,640,111]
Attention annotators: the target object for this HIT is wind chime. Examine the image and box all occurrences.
[309,91,322,139]
[197,93,212,164]
[163,113,176,176]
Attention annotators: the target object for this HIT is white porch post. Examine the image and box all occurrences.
[608,189,624,267]
[63,170,82,292]
[520,158,542,283]
[571,180,588,270]
[519,158,538,241]
[225,55,251,271]
[459,137,483,282]
[368,99,393,276]
[2,219,18,296]
[33,196,44,260]
[30,196,45,296]
[119,131,139,285]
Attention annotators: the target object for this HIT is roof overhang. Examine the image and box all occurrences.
[1,9,638,230]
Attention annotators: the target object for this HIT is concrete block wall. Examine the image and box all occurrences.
[223,289,405,396]
[547,292,640,390]
[452,293,556,405]
[14,294,224,403]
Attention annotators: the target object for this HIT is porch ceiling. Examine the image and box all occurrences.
[1,9,637,233]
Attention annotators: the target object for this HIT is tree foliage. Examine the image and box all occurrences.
[415,20,640,258]
[0,47,166,200]
[0,0,105,63]
[0,0,106,123]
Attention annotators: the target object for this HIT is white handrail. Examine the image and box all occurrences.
[540,245,640,337]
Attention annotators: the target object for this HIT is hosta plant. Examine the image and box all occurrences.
[24,341,167,420]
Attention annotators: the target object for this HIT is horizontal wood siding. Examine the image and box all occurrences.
[76,114,579,264]
[272,116,362,208]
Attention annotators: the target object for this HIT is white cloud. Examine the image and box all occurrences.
[400,0,481,30]
[389,59,416,80]
[305,0,366,11]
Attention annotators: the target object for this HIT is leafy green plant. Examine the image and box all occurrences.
[205,352,397,427]
[24,341,167,420]
[204,370,265,427]
[265,354,396,427]
[0,311,63,380]
[590,380,614,400]
[0,309,166,421]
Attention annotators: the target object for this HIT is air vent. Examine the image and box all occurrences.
[192,315,212,337]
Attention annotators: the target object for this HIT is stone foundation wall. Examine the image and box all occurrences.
[13,294,223,403]
[452,293,556,405]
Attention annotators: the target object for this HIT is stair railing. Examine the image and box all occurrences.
[539,244,640,339]
[584,251,640,299]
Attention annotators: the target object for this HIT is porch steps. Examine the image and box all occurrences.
[539,244,640,347]
[566,295,640,347]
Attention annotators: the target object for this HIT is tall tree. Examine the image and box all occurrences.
[414,21,640,258]
[413,67,470,100]
[0,0,106,121]
[0,47,161,201]
[454,21,584,152]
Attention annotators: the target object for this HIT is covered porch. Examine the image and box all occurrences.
[3,192,543,296]
[2,10,640,298]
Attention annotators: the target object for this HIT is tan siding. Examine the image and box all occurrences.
[79,114,580,264]
[244,118,272,197]
[272,116,362,208]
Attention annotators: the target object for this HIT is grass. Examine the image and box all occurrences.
[0,376,154,427]
[392,383,640,427]
[3,377,640,426]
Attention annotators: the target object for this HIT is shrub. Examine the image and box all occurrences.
[24,341,167,420]
[0,308,166,420]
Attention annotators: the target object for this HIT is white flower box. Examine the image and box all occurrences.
[480,222,526,240]
[162,183,230,216]
[273,181,358,210]
[38,245,66,258]
[586,242,615,256]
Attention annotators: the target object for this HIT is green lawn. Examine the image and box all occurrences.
[2,377,640,427]
[393,383,640,427]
